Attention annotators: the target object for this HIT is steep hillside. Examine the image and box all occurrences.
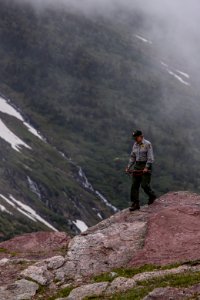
[0,192,200,299]
[1,0,200,239]
[0,93,117,241]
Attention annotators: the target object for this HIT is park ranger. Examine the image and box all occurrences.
[126,130,157,211]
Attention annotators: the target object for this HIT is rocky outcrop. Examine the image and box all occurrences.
[0,279,39,300]
[129,191,200,267]
[143,285,200,300]
[0,231,70,260]
[66,282,109,300]
[55,191,200,284]
[55,216,146,283]
[0,232,70,288]
[21,256,66,285]
[0,192,200,299]
[65,264,200,299]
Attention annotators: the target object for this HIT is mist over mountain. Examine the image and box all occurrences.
[0,0,200,240]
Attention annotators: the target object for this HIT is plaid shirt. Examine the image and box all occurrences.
[128,138,154,169]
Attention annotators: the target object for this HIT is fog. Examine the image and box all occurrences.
[13,0,200,76]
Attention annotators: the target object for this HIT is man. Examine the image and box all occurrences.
[126,130,156,211]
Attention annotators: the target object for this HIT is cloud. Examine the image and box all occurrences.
[11,0,200,77]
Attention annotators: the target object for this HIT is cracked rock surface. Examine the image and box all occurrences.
[0,279,39,300]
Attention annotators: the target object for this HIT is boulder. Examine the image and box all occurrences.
[0,258,9,266]
[143,285,200,300]
[66,282,109,300]
[47,256,65,270]
[105,276,136,295]
[0,279,39,300]
[21,265,53,285]
[56,216,147,282]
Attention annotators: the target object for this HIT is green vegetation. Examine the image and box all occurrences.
[93,263,182,283]
[0,248,7,253]
[29,280,73,300]
[47,286,73,300]
[138,271,200,289]
[0,247,18,256]
[85,270,200,299]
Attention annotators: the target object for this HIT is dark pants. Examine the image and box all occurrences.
[131,162,156,204]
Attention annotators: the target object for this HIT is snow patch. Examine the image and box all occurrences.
[9,195,58,231]
[167,70,190,86]
[77,167,118,213]
[161,61,169,68]
[0,119,31,152]
[17,207,36,222]
[161,62,190,86]
[92,208,103,220]
[95,191,118,213]
[0,194,58,231]
[27,176,42,199]
[0,96,45,141]
[78,167,94,192]
[0,97,23,121]
[24,122,45,141]
[0,204,12,215]
[0,194,15,207]
[176,70,190,79]
[57,149,119,215]
[73,220,88,232]
[97,212,103,220]
[135,34,152,44]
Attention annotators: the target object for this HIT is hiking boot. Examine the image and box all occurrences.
[148,195,157,205]
[129,203,140,211]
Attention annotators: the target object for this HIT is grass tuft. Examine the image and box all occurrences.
[93,263,182,283]
[47,286,73,300]
[0,248,8,253]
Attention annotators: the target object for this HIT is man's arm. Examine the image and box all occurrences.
[145,143,154,169]
[126,146,136,171]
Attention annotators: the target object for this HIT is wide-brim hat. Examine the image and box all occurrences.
[132,130,143,137]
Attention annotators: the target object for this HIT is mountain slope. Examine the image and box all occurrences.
[0,93,116,241]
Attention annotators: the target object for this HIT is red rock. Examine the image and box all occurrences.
[0,231,71,260]
[56,191,200,283]
[128,191,200,267]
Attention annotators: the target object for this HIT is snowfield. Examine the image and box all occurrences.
[73,219,88,232]
[0,96,45,143]
[161,62,190,86]
[0,194,58,231]
[176,70,190,79]
[135,34,152,44]
[78,167,94,191]
[95,191,118,213]
[0,204,12,215]
[0,119,31,152]
[167,70,190,86]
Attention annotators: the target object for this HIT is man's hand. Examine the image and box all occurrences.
[143,167,149,173]
[125,167,130,173]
